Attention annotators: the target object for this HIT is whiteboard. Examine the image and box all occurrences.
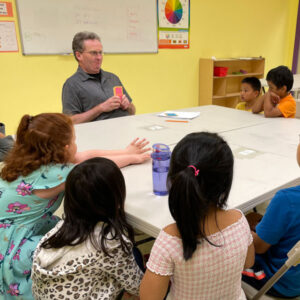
[16,0,158,55]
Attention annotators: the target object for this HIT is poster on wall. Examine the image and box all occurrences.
[0,2,13,17]
[0,21,18,52]
[157,0,190,49]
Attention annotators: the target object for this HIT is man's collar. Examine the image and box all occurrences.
[77,66,105,82]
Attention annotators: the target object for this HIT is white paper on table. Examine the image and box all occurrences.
[157,111,200,120]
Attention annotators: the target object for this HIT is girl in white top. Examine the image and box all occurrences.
[32,157,143,299]
[140,132,255,300]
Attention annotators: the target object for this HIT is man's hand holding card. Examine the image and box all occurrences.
[114,86,130,110]
[113,86,123,99]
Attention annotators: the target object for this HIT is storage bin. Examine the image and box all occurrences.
[214,66,228,77]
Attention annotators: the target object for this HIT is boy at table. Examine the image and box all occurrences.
[242,141,300,298]
[252,66,295,118]
[236,77,262,112]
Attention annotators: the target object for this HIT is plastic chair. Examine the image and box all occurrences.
[242,241,300,300]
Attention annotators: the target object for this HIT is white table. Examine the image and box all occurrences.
[221,118,300,158]
[73,105,300,238]
[122,147,300,237]
[135,105,270,134]
[75,105,270,150]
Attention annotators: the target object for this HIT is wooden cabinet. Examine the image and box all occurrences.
[199,57,265,108]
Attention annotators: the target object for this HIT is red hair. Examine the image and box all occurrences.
[1,113,73,182]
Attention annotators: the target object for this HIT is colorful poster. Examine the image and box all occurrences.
[0,2,13,17]
[0,21,18,52]
[158,0,190,49]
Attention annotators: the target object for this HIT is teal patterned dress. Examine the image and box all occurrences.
[0,163,73,299]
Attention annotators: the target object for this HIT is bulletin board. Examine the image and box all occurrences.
[16,0,158,55]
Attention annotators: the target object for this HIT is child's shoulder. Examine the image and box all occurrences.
[280,93,295,102]
[236,102,253,112]
[235,102,246,110]
[275,185,300,203]
[163,223,181,238]
[163,209,244,238]
[223,208,243,220]
[215,209,245,231]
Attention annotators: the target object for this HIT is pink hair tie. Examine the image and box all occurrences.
[188,165,199,176]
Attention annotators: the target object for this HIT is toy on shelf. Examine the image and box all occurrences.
[232,69,248,75]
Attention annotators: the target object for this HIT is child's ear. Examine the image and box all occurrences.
[281,85,287,93]
[254,90,260,98]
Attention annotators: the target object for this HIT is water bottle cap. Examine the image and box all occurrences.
[152,143,170,153]
[151,143,171,160]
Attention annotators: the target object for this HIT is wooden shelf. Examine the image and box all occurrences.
[214,57,264,62]
[213,92,241,99]
[214,72,264,79]
[199,57,265,108]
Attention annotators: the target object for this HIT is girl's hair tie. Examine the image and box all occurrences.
[188,165,199,176]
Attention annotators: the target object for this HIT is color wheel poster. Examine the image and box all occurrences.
[158,0,190,49]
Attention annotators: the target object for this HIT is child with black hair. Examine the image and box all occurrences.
[252,65,296,118]
[32,157,143,299]
[236,77,262,112]
[140,132,254,300]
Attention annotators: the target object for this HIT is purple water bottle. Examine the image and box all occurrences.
[151,143,171,196]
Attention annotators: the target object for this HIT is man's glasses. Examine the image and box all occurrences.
[82,51,103,57]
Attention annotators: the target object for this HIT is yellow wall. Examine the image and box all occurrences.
[1,0,299,134]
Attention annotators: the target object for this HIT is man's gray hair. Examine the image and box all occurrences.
[72,31,101,61]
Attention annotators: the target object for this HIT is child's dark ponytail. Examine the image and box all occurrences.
[168,132,234,260]
[169,166,209,260]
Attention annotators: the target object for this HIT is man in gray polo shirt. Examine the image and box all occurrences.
[62,31,135,124]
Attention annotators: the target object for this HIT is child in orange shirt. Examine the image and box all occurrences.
[252,66,295,118]
[236,77,261,112]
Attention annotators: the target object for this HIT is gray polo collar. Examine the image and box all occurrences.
[76,66,106,83]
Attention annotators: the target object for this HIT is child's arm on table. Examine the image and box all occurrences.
[75,152,150,168]
[263,91,283,117]
[252,94,266,114]
[78,138,150,156]
[73,138,151,167]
